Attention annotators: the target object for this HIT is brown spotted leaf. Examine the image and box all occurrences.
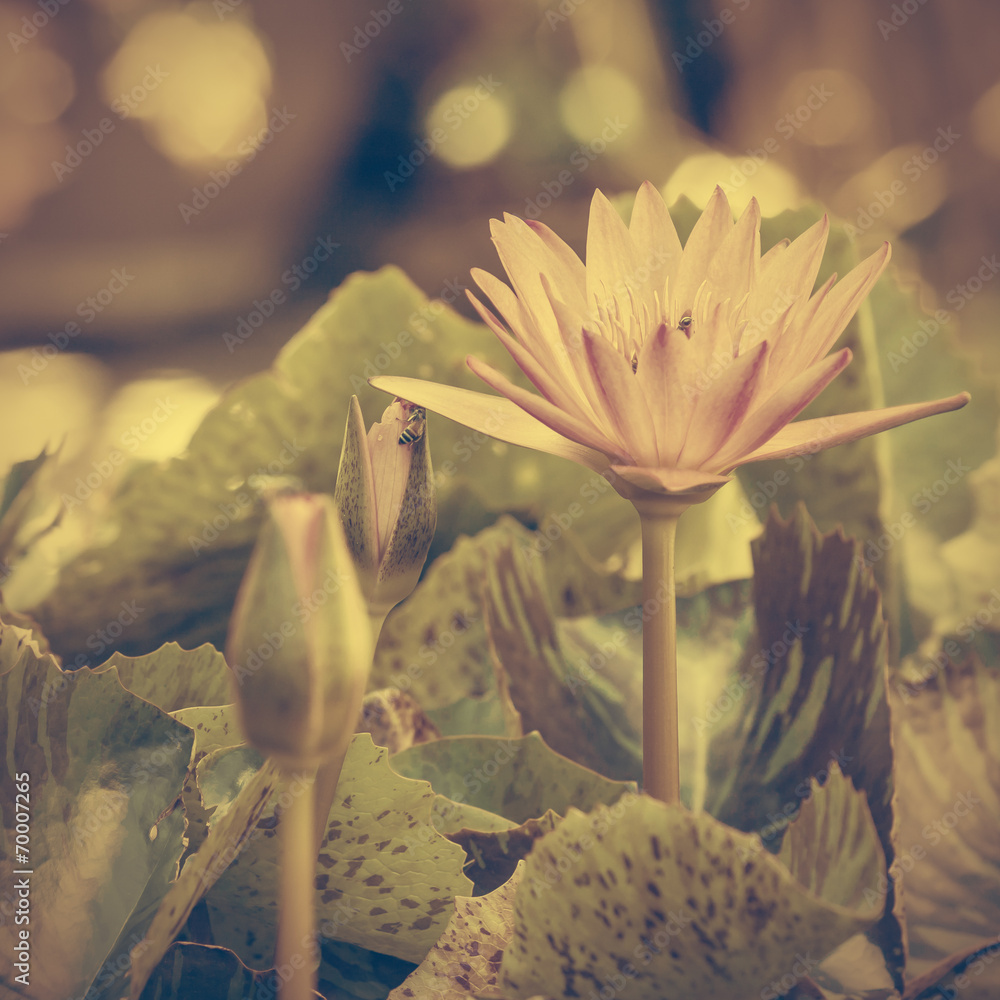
[705,504,903,989]
[204,733,473,967]
[358,687,442,754]
[482,540,643,782]
[499,792,881,1000]
[891,638,1000,997]
[128,752,281,999]
[388,732,635,825]
[387,864,523,1000]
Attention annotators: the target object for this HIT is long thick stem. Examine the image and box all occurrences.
[277,767,318,1000]
[636,503,684,804]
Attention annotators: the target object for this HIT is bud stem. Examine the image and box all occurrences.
[277,767,319,1000]
[312,610,388,850]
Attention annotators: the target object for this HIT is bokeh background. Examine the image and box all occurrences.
[1,2,999,993]
[1,0,997,478]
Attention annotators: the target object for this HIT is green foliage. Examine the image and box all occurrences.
[0,618,192,1000]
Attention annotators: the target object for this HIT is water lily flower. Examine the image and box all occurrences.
[370,183,970,806]
[370,182,968,502]
[334,395,437,625]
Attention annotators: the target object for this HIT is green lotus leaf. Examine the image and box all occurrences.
[891,638,1000,986]
[704,504,903,989]
[387,864,523,1000]
[431,795,518,837]
[97,643,233,713]
[426,692,516,738]
[481,534,754,787]
[0,619,192,1000]
[389,732,634,825]
[869,264,996,546]
[128,753,281,999]
[499,792,881,1000]
[203,733,472,966]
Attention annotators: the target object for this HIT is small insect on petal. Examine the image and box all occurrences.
[397,404,427,445]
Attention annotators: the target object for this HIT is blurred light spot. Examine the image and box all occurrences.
[424,83,512,168]
[777,69,874,147]
[100,4,272,167]
[971,80,1000,162]
[664,153,803,216]
[558,65,642,145]
[0,48,75,124]
[0,349,108,469]
[835,144,948,233]
[97,375,218,461]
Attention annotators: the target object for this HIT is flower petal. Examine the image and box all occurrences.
[798,242,891,368]
[491,213,588,325]
[629,181,681,316]
[524,218,587,295]
[677,339,770,469]
[673,186,734,312]
[735,391,972,466]
[465,356,630,461]
[581,328,658,465]
[585,189,639,311]
[467,289,586,416]
[709,348,853,471]
[635,321,700,465]
[608,463,732,496]
[368,375,611,471]
[707,196,761,310]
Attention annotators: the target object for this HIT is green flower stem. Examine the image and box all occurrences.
[634,499,689,805]
[312,608,389,850]
[277,767,318,1000]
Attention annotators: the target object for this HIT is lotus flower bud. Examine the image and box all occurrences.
[334,396,437,619]
[225,492,373,772]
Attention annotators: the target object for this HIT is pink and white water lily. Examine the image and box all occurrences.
[372,182,968,501]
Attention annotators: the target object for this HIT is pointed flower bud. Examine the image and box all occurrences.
[334,395,437,618]
[225,492,373,772]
